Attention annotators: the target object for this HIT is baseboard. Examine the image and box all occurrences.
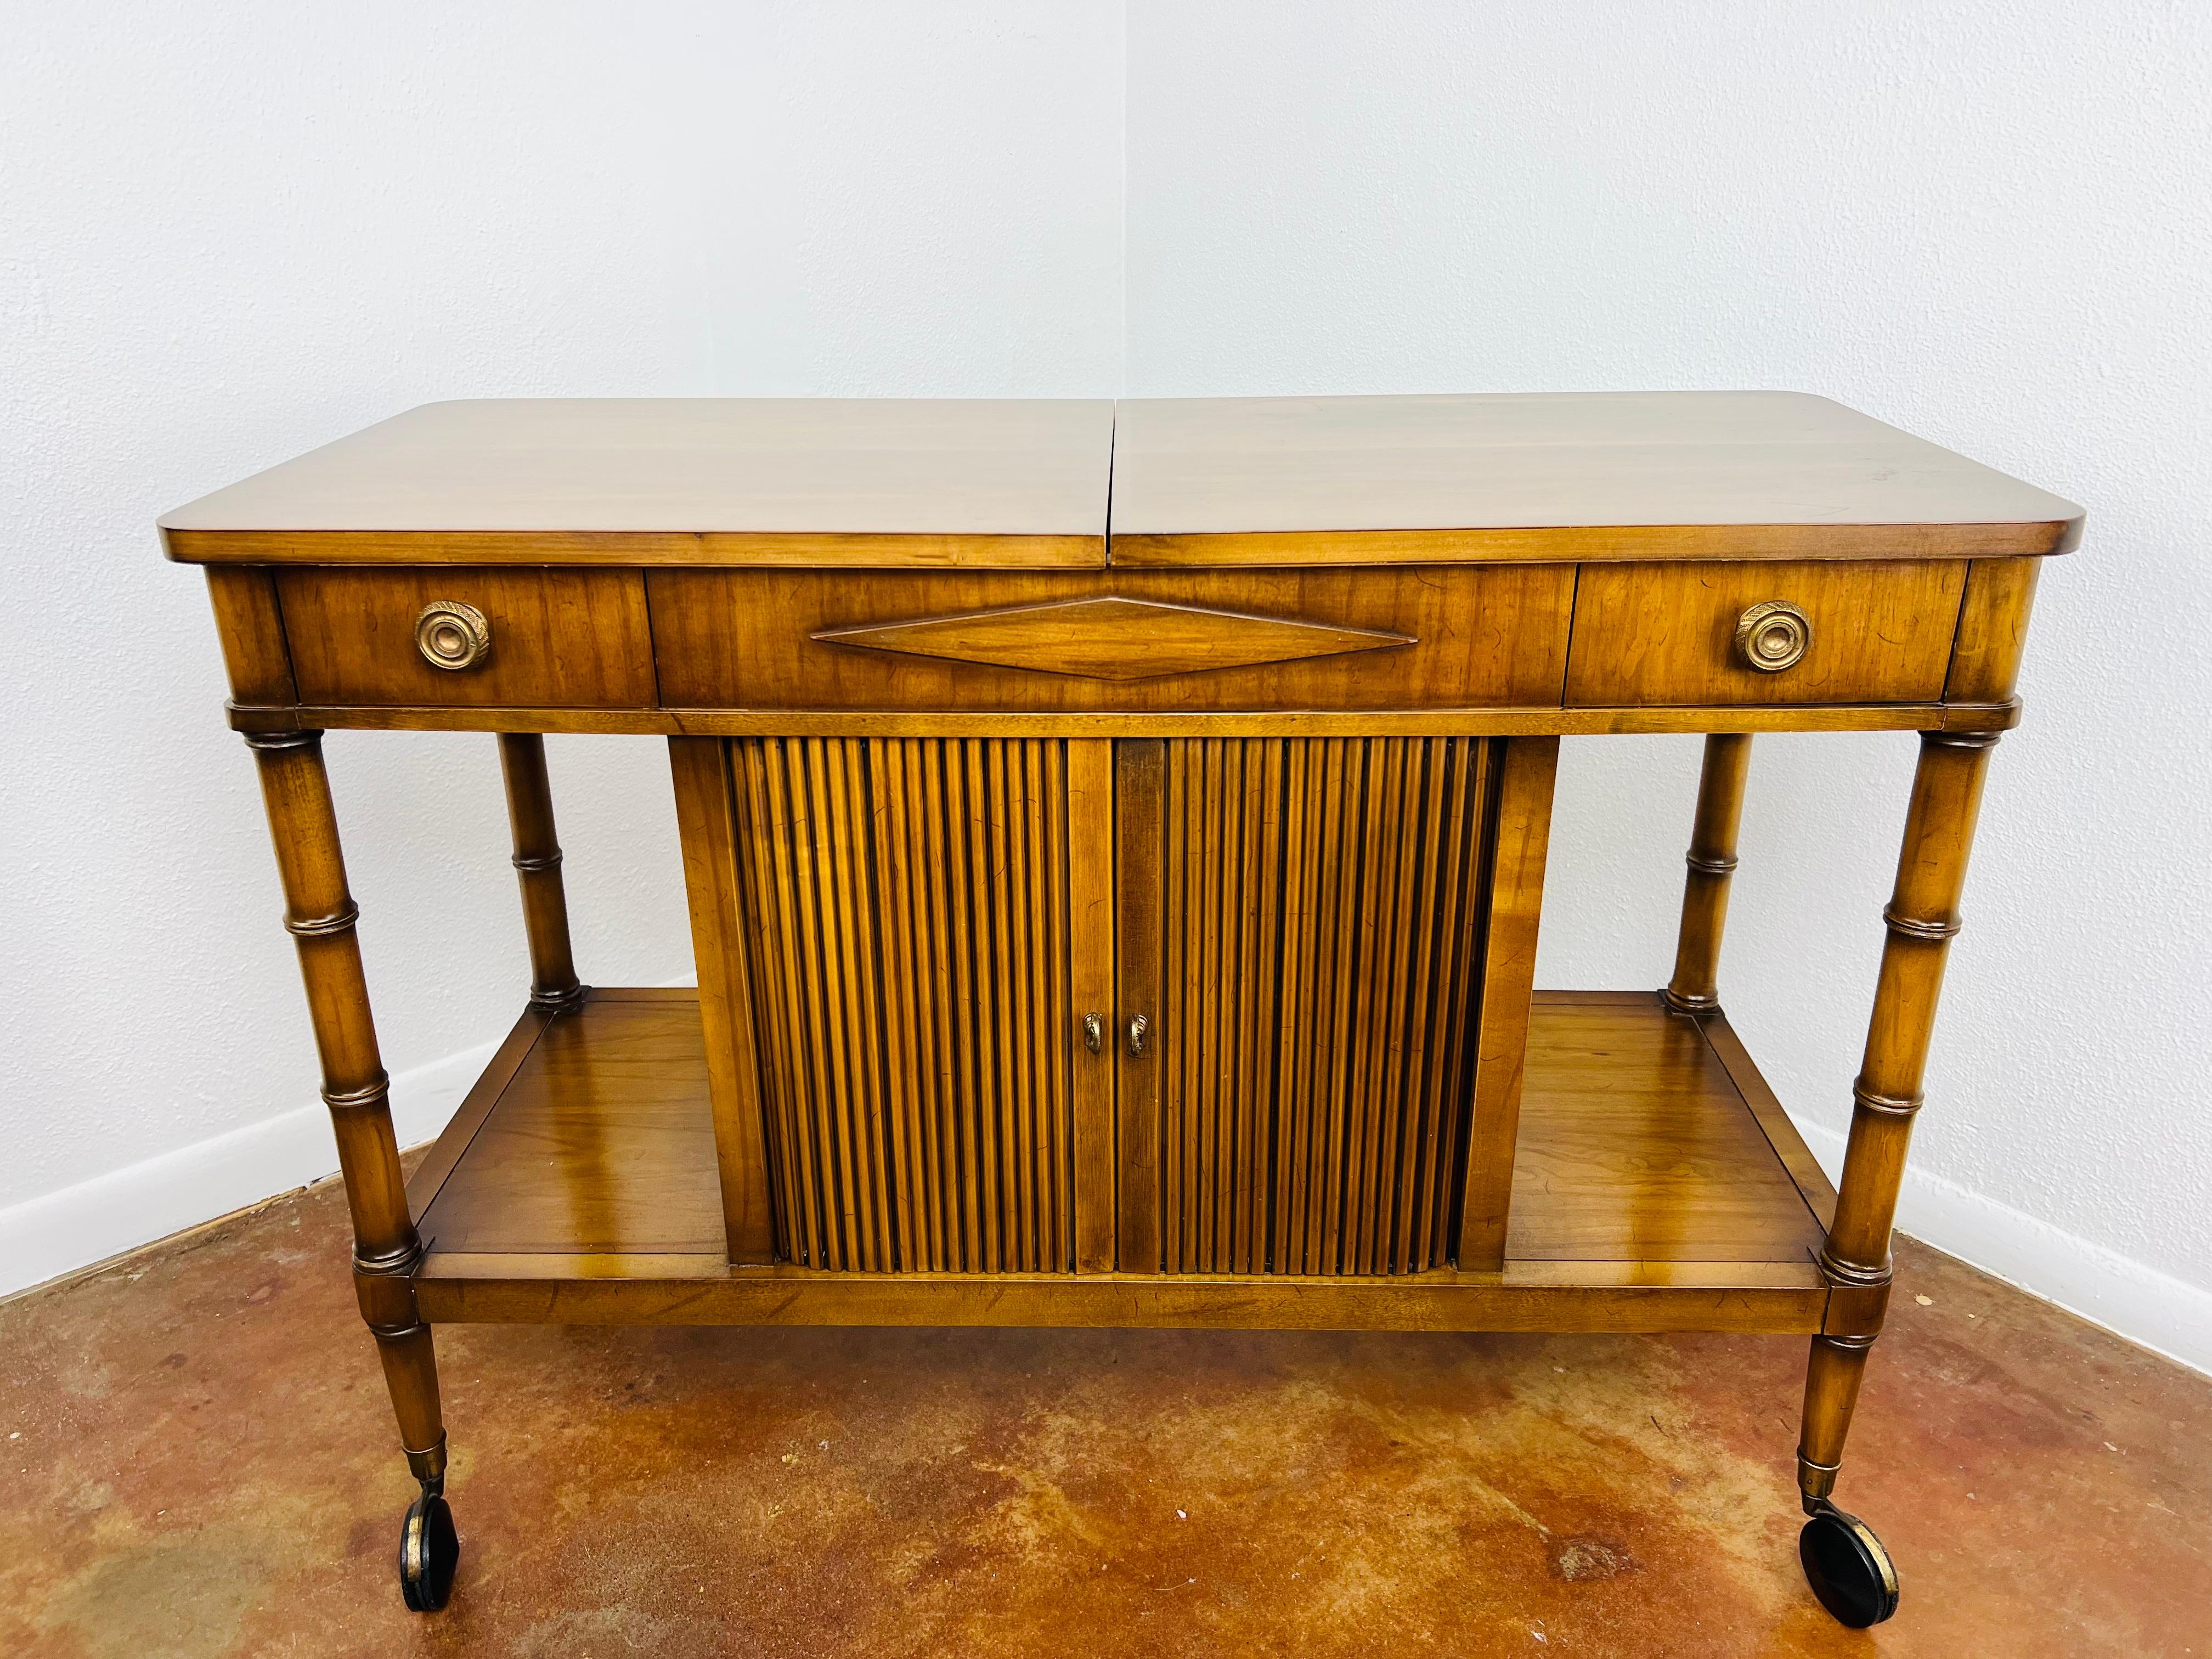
[1793,1119,2212,1379]
[0,1036,500,1300]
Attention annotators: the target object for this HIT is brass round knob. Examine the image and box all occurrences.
[1735,601,1810,673]
[415,601,490,672]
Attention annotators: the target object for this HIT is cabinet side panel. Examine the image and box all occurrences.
[1455,736,1561,1271]
[668,737,780,1263]
[1943,557,2042,704]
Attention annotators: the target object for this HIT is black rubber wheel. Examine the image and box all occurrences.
[1799,1504,1898,1628]
[398,1492,460,1612]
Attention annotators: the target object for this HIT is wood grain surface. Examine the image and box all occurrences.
[1501,995,1827,1265]
[665,741,780,1263]
[202,566,297,706]
[413,990,1832,1304]
[1110,392,2083,563]
[1944,556,2043,703]
[412,992,724,1256]
[225,701,2028,739]
[276,566,657,708]
[164,394,2081,571]
[163,398,1113,566]
[1564,559,1969,706]
[1455,736,1561,1271]
[648,565,1573,710]
[812,596,1410,681]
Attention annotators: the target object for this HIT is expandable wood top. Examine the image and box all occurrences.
[161,398,1116,568]
[1110,393,2082,564]
[162,392,2081,567]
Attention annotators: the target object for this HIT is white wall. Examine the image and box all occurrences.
[6,2,2208,1373]
[0,2,1125,1283]
[1127,2,2212,1367]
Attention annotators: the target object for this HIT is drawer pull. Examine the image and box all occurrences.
[1126,1013,1149,1058]
[1081,1012,1104,1053]
[1735,601,1810,672]
[415,601,492,672]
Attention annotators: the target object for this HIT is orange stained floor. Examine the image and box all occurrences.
[4,1170,2207,1658]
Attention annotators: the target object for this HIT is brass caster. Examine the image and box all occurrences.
[398,1489,460,1612]
[1798,1498,1898,1627]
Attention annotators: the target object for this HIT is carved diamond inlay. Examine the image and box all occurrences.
[812,596,1414,681]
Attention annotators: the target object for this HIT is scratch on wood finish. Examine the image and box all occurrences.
[1154,738,1494,1276]
[204,566,297,706]
[729,737,1082,1274]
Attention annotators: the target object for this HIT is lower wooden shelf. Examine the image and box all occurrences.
[407,988,1838,1334]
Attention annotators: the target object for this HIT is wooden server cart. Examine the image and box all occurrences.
[162,393,2078,1627]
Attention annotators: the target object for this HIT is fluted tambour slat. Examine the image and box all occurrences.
[1159,738,1493,1276]
[730,737,1076,1272]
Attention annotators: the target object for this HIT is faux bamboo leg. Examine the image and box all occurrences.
[246,732,449,1498]
[1798,729,1996,1509]
[1796,1333,1874,1502]
[1662,732,1751,1015]
[498,732,586,1012]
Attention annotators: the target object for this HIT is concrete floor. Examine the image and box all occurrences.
[4,1172,2206,1658]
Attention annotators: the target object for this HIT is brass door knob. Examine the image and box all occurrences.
[415,601,491,671]
[1125,1013,1149,1058]
[1081,1012,1104,1053]
[1734,601,1810,672]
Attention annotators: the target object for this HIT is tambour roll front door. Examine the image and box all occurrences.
[689,735,1521,1277]
[1118,738,1498,1277]
[721,737,1098,1273]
